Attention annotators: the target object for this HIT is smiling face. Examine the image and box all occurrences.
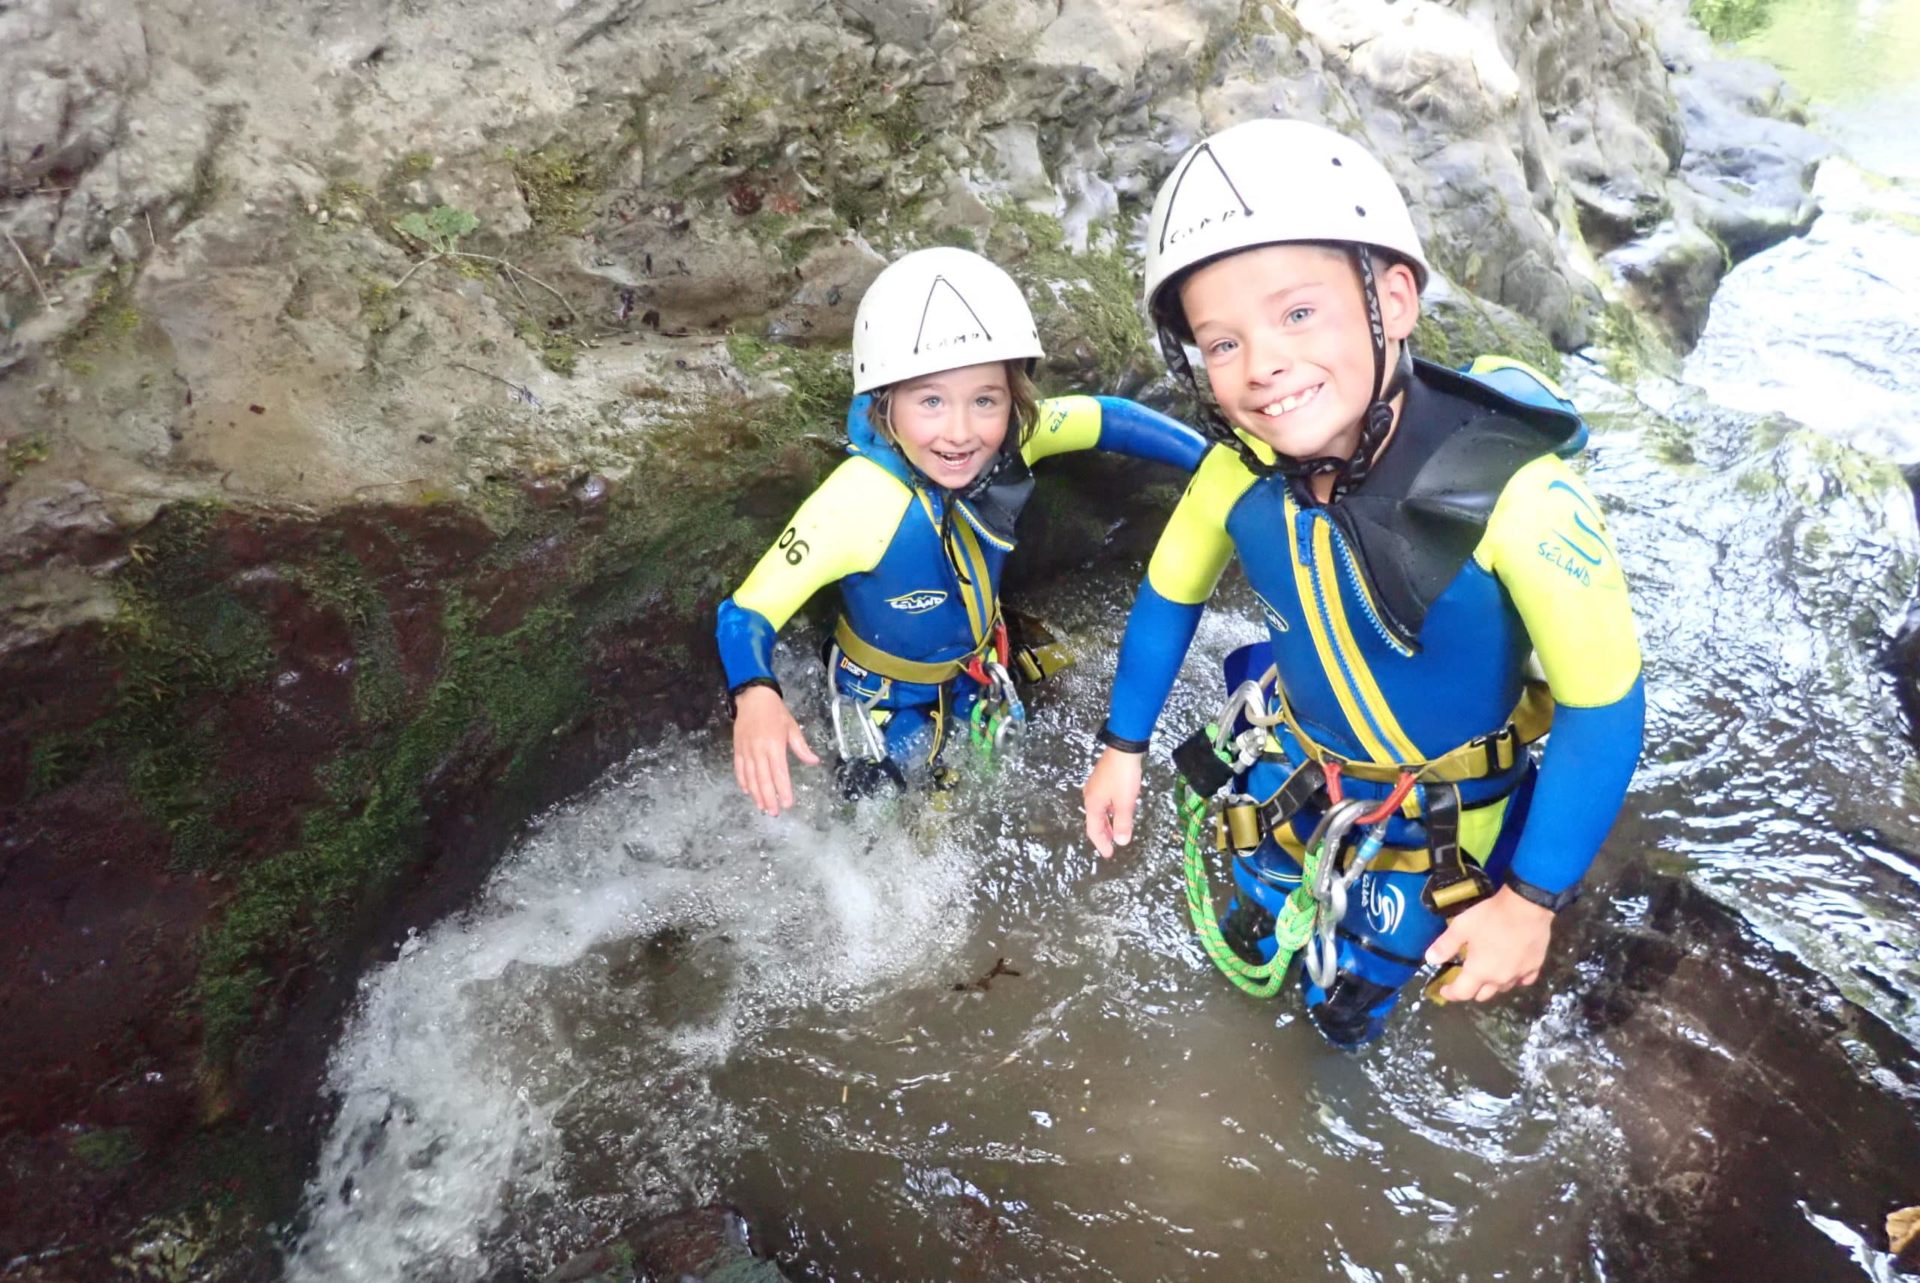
[882,360,1015,489]
[1178,243,1420,464]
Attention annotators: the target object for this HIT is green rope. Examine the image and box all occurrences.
[969,699,1004,762]
[1178,779,1327,999]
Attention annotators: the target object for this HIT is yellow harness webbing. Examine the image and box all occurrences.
[1272,679,1555,785]
[832,616,997,687]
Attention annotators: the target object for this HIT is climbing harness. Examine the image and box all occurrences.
[966,656,1024,759]
[1174,665,1537,996]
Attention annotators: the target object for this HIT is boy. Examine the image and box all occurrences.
[1080,119,1644,1046]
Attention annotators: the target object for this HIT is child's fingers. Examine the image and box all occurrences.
[748,745,784,816]
[1423,923,1466,970]
[769,748,795,810]
[1082,797,1117,859]
[788,723,821,766]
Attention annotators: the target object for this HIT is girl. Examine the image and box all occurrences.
[717,246,1208,814]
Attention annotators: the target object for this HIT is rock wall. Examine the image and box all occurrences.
[0,0,1824,1271]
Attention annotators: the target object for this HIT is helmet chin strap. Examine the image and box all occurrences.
[1156,247,1409,500]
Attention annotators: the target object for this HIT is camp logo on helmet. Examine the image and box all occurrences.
[1158,142,1255,251]
[887,590,948,613]
[913,276,994,355]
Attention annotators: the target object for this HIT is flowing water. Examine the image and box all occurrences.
[286,8,1920,1280]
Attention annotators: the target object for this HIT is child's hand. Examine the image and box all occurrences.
[732,685,821,816]
[1423,887,1555,1002]
[1082,747,1145,858]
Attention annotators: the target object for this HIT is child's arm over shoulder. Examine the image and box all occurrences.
[715,456,911,690]
[1022,396,1209,472]
[1474,453,1645,902]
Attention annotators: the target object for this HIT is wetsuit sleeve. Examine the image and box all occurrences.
[715,457,909,689]
[1474,454,1644,894]
[1101,447,1245,747]
[1022,397,1209,471]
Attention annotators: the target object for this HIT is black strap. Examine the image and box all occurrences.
[1504,873,1580,913]
[1418,783,1494,918]
[727,676,783,718]
[1257,760,1328,839]
[1171,726,1235,796]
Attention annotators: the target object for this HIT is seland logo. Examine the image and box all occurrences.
[1362,878,1405,937]
[1252,589,1291,634]
[1158,142,1256,252]
[914,276,993,356]
[888,590,948,613]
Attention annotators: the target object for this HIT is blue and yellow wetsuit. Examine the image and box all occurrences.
[718,395,1207,773]
[1103,356,1645,1045]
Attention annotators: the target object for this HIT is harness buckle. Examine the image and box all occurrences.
[1216,801,1264,853]
[1420,862,1494,918]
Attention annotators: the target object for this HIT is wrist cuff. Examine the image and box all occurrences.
[727,677,783,718]
[1504,873,1580,913]
[1097,724,1150,754]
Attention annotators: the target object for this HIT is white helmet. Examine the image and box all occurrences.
[1142,118,1429,331]
[851,247,1044,395]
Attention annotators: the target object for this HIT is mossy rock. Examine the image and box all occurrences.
[1413,284,1564,380]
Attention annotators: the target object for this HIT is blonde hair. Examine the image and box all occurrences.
[867,361,1041,452]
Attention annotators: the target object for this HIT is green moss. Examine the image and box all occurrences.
[1853,206,1920,236]
[507,145,601,235]
[71,1126,144,1172]
[397,152,435,178]
[1691,0,1779,42]
[321,178,376,219]
[26,731,91,797]
[724,335,855,432]
[987,204,1154,389]
[1411,291,1563,380]
[3,431,50,484]
[128,729,233,871]
[1593,300,1678,385]
[194,597,589,1061]
[360,278,396,336]
[928,226,979,252]
[1201,0,1306,84]
[60,268,144,364]
[516,318,579,375]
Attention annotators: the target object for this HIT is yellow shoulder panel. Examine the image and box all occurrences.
[731,456,911,630]
[1475,454,1641,707]
[1144,445,1248,605]
[1023,395,1104,464]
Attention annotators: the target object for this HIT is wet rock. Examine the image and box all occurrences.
[763,235,888,342]
[1602,218,1727,350]
[1575,863,1920,1279]
[0,0,147,190]
[544,1207,789,1282]
[1674,59,1827,263]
